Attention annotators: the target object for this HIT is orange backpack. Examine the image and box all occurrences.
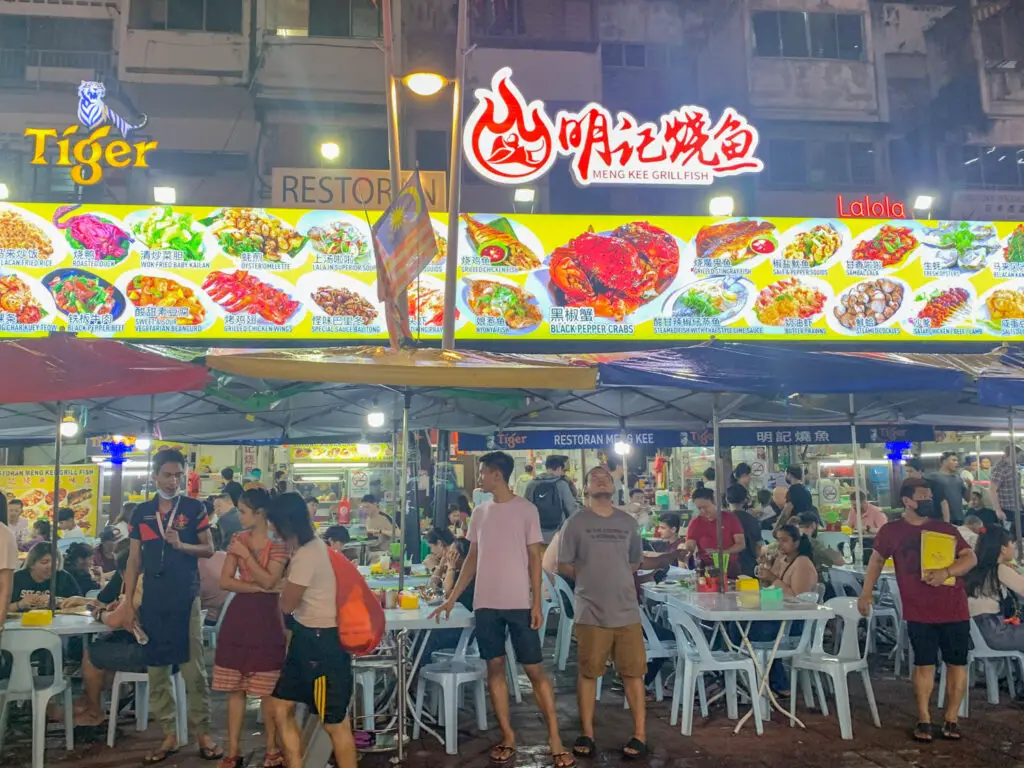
[327,548,386,656]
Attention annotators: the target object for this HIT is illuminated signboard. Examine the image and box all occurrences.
[0,201,1021,343]
[462,67,763,187]
[25,81,158,185]
[837,194,907,219]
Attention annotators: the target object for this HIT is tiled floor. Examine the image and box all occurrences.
[7,658,1024,768]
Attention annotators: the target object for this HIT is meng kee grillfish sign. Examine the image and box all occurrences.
[25,81,158,185]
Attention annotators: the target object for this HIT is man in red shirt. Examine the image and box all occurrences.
[684,487,745,576]
[860,478,976,743]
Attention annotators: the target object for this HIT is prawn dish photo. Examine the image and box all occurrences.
[753,278,828,327]
[464,278,543,330]
[408,281,457,329]
[126,274,207,326]
[547,221,680,321]
[202,270,300,326]
[0,274,48,324]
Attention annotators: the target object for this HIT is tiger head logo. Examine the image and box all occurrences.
[77,79,148,136]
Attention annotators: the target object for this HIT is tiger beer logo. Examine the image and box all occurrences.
[25,81,158,186]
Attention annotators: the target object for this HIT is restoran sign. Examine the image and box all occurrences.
[25,81,157,186]
[463,67,763,187]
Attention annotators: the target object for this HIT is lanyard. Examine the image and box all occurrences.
[154,496,181,540]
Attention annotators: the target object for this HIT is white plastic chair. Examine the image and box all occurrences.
[412,660,488,754]
[936,617,1024,716]
[539,571,560,649]
[665,601,763,736]
[627,607,674,708]
[202,592,235,650]
[553,574,576,671]
[789,597,881,740]
[760,530,774,545]
[0,628,73,768]
[107,670,187,747]
[816,533,850,562]
[827,569,897,653]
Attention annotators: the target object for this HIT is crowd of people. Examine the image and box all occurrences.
[0,443,1022,765]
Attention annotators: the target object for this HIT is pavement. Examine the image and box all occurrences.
[5,655,1024,768]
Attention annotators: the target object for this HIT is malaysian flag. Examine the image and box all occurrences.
[371,170,439,348]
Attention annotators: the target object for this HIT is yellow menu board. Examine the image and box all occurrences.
[289,444,394,463]
[0,465,100,534]
[0,201,1022,342]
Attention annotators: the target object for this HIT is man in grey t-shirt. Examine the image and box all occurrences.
[928,452,967,525]
[558,467,646,759]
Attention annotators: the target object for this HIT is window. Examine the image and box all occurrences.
[129,0,243,33]
[752,11,864,61]
[765,139,876,187]
[623,44,645,68]
[955,146,1024,188]
[416,130,448,173]
[601,42,622,67]
[307,0,380,38]
[601,42,683,70]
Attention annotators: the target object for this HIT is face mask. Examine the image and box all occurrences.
[914,500,935,518]
[157,488,179,501]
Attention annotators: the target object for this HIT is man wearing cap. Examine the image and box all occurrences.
[989,444,1021,531]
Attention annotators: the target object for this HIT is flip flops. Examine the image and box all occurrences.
[572,736,595,758]
[622,738,648,760]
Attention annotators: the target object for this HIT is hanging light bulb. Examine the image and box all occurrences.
[60,412,79,438]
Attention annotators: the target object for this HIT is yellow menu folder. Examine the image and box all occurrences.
[921,530,956,586]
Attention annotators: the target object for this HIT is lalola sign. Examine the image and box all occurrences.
[463,67,764,187]
[836,194,908,219]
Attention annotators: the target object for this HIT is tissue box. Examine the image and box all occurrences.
[737,591,761,609]
[21,610,53,626]
[736,576,759,592]
[760,586,784,605]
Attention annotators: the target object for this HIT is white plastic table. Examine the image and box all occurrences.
[3,614,110,636]
[365,574,432,591]
[664,590,833,732]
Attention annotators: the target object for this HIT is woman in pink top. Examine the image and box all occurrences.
[847,492,888,533]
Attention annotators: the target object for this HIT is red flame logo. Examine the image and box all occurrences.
[463,67,556,185]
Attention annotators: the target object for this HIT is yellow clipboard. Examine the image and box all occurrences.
[921,530,956,586]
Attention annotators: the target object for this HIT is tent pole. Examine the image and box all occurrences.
[713,394,724,593]
[397,390,410,593]
[49,401,63,612]
[1010,409,1023,560]
[144,395,156,499]
[849,394,864,563]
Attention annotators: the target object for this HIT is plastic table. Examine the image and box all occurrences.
[3,614,109,636]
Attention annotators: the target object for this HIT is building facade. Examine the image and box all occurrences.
[0,0,1019,219]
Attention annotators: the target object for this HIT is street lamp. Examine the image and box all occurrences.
[403,72,447,97]
[709,195,735,217]
[0,183,9,200]
[153,186,176,205]
[913,194,935,219]
[514,188,536,203]
[320,142,341,161]
[366,409,386,429]
[59,412,79,439]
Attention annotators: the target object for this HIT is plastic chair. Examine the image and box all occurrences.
[202,592,235,651]
[539,571,559,649]
[0,628,73,768]
[760,531,774,545]
[412,660,488,754]
[827,569,897,653]
[789,597,881,740]
[553,574,576,671]
[626,606,674,708]
[665,601,763,736]
[816,533,850,562]
[352,657,395,733]
[107,670,188,747]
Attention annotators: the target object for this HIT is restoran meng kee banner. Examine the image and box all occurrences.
[0,201,1022,343]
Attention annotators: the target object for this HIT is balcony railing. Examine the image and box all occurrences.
[0,49,115,86]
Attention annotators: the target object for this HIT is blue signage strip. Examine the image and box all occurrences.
[459,424,936,452]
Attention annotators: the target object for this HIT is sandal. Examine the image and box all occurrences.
[942,722,962,740]
[218,757,244,768]
[490,744,516,765]
[622,738,647,760]
[142,747,180,765]
[913,722,933,743]
[263,752,285,768]
[199,744,226,761]
[553,752,577,768]
[572,736,596,758]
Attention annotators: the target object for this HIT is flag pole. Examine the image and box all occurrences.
[441,0,469,352]
[382,0,402,196]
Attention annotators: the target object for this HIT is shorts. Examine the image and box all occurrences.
[474,608,543,666]
[272,622,352,725]
[90,635,147,674]
[212,666,281,697]
[575,623,646,679]
[907,620,970,667]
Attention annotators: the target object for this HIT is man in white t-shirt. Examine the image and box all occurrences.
[6,499,29,548]
[0,497,20,626]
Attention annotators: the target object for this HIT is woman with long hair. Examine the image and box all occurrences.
[965,527,1024,651]
[213,488,289,768]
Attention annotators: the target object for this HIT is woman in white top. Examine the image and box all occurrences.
[266,493,355,768]
[965,526,1024,651]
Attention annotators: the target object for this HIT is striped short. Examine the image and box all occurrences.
[212,666,281,697]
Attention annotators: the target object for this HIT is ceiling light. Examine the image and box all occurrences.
[153,186,176,204]
[709,195,734,217]
[135,437,151,451]
[320,142,340,161]
[0,183,9,200]
[613,440,631,456]
[514,188,536,203]
[366,410,386,429]
[402,72,446,97]
[59,413,79,439]
[913,194,934,211]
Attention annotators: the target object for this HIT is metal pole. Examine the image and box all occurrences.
[849,395,865,564]
[144,395,156,499]
[49,402,63,612]
[1009,409,1023,558]
[712,394,724,593]
[395,391,411,763]
[381,0,402,195]
[441,0,469,351]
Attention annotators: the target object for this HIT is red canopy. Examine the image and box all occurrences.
[0,335,210,404]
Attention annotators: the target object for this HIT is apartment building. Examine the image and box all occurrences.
[0,0,1019,218]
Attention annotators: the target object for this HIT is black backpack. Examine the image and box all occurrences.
[528,478,567,531]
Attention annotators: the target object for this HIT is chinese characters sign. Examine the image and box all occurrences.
[463,67,763,187]
[0,465,100,534]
